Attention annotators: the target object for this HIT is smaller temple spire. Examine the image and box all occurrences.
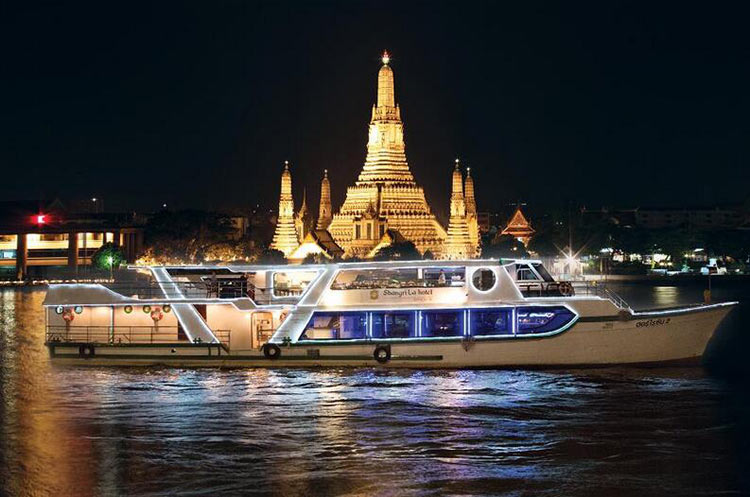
[381,50,390,65]
[464,165,480,254]
[317,169,333,230]
[444,160,475,259]
[271,161,299,257]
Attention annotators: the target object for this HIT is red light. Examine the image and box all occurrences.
[36,214,46,225]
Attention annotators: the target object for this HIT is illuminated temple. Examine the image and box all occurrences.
[272,52,485,260]
[326,51,448,257]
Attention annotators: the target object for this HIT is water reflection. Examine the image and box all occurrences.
[0,287,748,496]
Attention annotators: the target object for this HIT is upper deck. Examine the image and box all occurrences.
[43,259,627,313]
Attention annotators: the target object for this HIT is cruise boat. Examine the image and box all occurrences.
[42,260,737,367]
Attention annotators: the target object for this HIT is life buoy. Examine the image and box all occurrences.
[373,345,391,364]
[263,343,281,360]
[151,309,164,322]
[62,310,75,322]
[559,281,574,297]
[78,344,95,358]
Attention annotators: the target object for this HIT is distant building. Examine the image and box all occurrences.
[0,200,145,279]
[634,207,743,230]
[499,206,535,245]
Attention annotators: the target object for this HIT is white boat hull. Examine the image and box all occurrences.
[47,304,735,368]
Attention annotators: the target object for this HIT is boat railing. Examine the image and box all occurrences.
[101,280,254,300]
[45,325,233,347]
[572,282,631,310]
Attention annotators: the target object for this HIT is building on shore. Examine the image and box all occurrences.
[499,206,535,245]
[0,200,144,280]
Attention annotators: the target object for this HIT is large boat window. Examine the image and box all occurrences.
[470,309,512,336]
[330,267,465,290]
[516,264,540,281]
[422,310,464,337]
[516,306,576,334]
[532,263,555,282]
[371,312,417,338]
[273,271,317,297]
[300,312,367,340]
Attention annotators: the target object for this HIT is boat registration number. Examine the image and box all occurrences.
[635,317,671,328]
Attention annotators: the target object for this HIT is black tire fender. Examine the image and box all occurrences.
[373,345,391,364]
[262,343,281,360]
[78,344,95,358]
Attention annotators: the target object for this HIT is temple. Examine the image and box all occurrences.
[270,162,300,257]
[501,206,535,245]
[327,51,447,257]
[269,51,491,260]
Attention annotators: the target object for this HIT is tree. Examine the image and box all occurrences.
[526,232,559,257]
[141,210,237,263]
[91,243,125,271]
[302,253,328,264]
[258,248,287,264]
[372,241,421,261]
[482,235,529,259]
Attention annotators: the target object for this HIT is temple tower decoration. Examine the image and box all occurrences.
[270,161,300,257]
[464,166,480,255]
[327,51,446,257]
[443,160,476,259]
[316,169,333,230]
[295,188,314,243]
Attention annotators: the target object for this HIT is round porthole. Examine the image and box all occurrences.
[55,305,64,315]
[123,305,133,314]
[142,305,152,314]
[74,305,84,314]
[472,268,497,292]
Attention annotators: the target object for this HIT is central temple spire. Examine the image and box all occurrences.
[327,51,447,257]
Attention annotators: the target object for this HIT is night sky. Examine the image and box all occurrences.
[3,1,749,216]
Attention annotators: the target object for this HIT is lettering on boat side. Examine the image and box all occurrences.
[635,317,671,328]
[380,288,434,298]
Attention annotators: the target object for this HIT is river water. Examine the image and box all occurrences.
[1,282,749,496]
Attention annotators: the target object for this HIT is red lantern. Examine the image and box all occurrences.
[62,309,75,322]
[150,308,164,322]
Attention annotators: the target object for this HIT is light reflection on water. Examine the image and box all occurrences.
[1,285,749,496]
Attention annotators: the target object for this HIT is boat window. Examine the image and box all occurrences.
[422,310,464,337]
[516,264,540,281]
[331,267,465,290]
[471,268,497,291]
[371,311,417,338]
[470,309,512,336]
[273,271,317,297]
[532,263,555,282]
[516,306,576,334]
[300,312,367,340]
